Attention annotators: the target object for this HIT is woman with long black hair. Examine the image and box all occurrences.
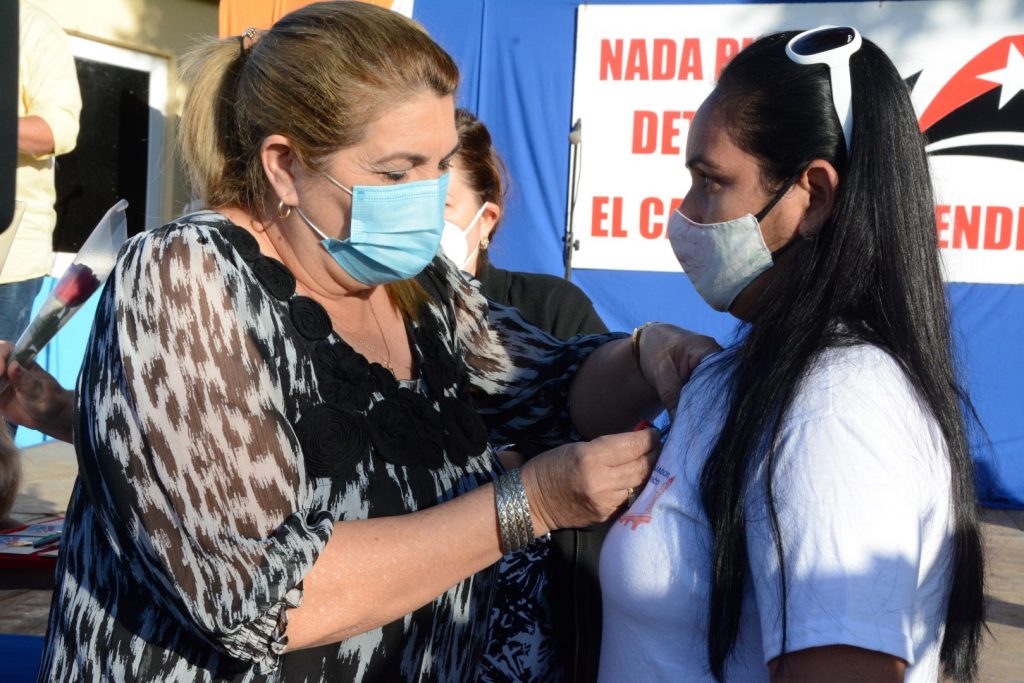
[599,27,985,682]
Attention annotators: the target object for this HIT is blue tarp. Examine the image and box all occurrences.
[414,0,1024,507]
[14,1,1021,508]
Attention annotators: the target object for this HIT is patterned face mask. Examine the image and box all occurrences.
[668,180,794,312]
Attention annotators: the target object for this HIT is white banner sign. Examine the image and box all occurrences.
[569,2,1024,284]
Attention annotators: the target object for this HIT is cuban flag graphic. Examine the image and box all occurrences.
[911,35,1024,163]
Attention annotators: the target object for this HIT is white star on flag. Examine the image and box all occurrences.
[978,42,1024,109]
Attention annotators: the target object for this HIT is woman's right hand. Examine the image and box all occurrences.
[520,428,660,533]
[0,340,75,443]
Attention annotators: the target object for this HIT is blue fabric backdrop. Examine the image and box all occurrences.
[413,0,1024,507]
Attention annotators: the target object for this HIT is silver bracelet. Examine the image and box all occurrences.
[494,468,535,554]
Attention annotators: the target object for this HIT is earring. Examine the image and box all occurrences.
[480,237,490,249]
[277,199,292,219]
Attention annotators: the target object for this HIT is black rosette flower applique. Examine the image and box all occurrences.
[367,362,400,399]
[395,387,446,469]
[219,224,261,261]
[367,389,445,469]
[413,325,460,394]
[251,256,297,300]
[438,396,489,467]
[295,403,372,479]
[313,341,373,411]
[367,400,422,467]
[290,296,333,340]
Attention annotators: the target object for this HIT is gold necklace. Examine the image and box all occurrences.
[368,298,394,374]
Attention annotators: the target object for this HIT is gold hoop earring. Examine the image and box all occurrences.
[277,200,292,219]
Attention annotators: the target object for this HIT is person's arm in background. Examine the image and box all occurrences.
[18,4,82,160]
[0,348,75,443]
[446,258,718,446]
[0,426,20,523]
[568,323,718,438]
[17,116,56,157]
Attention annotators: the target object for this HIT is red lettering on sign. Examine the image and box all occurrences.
[598,38,705,81]
[611,197,626,237]
[984,206,1013,250]
[639,197,686,239]
[631,111,695,155]
[936,204,1024,251]
[1019,207,1024,250]
[632,111,658,154]
[952,205,981,249]
[679,38,703,80]
[625,39,649,80]
[652,39,676,80]
[592,196,610,237]
[935,205,951,248]
[662,111,683,155]
[592,196,626,237]
[640,197,664,238]
[600,39,622,81]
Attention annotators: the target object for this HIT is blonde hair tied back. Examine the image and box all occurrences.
[177,1,460,215]
[177,2,459,317]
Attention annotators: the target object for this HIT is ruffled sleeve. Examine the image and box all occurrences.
[75,223,332,673]
[425,258,623,451]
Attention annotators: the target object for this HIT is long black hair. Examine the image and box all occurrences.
[697,31,985,681]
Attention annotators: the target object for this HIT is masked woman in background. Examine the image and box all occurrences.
[599,27,985,683]
[443,108,607,340]
[444,108,610,682]
[0,3,718,681]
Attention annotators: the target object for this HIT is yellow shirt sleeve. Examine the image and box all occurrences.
[19,2,82,158]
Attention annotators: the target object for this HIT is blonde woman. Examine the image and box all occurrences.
[0,3,716,681]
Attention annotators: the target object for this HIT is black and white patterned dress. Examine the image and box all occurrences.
[38,212,612,682]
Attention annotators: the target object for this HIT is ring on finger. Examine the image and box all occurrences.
[626,487,638,506]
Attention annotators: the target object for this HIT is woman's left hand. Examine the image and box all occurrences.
[636,324,721,413]
[0,340,75,443]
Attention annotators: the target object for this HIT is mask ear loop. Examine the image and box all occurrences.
[753,173,800,223]
[295,206,332,241]
[295,172,356,241]
[458,203,491,270]
[754,171,807,260]
[463,202,489,234]
[322,173,354,197]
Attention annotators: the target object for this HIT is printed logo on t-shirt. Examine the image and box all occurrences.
[619,465,675,530]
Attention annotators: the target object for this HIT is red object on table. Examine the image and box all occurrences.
[0,518,62,571]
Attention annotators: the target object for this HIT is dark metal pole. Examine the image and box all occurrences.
[564,118,582,280]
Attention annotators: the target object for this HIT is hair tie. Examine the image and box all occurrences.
[238,27,258,57]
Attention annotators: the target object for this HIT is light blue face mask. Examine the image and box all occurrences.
[295,172,449,285]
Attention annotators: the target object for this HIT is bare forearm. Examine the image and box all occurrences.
[18,116,56,157]
[0,428,21,521]
[769,645,906,682]
[286,481,540,649]
[568,337,660,439]
[285,426,658,649]
[42,389,75,443]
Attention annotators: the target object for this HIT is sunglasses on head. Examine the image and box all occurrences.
[785,26,863,154]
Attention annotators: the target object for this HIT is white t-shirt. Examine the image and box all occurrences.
[599,344,954,682]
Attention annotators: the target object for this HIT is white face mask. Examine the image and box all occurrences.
[440,202,488,271]
[668,211,774,312]
[667,182,794,312]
